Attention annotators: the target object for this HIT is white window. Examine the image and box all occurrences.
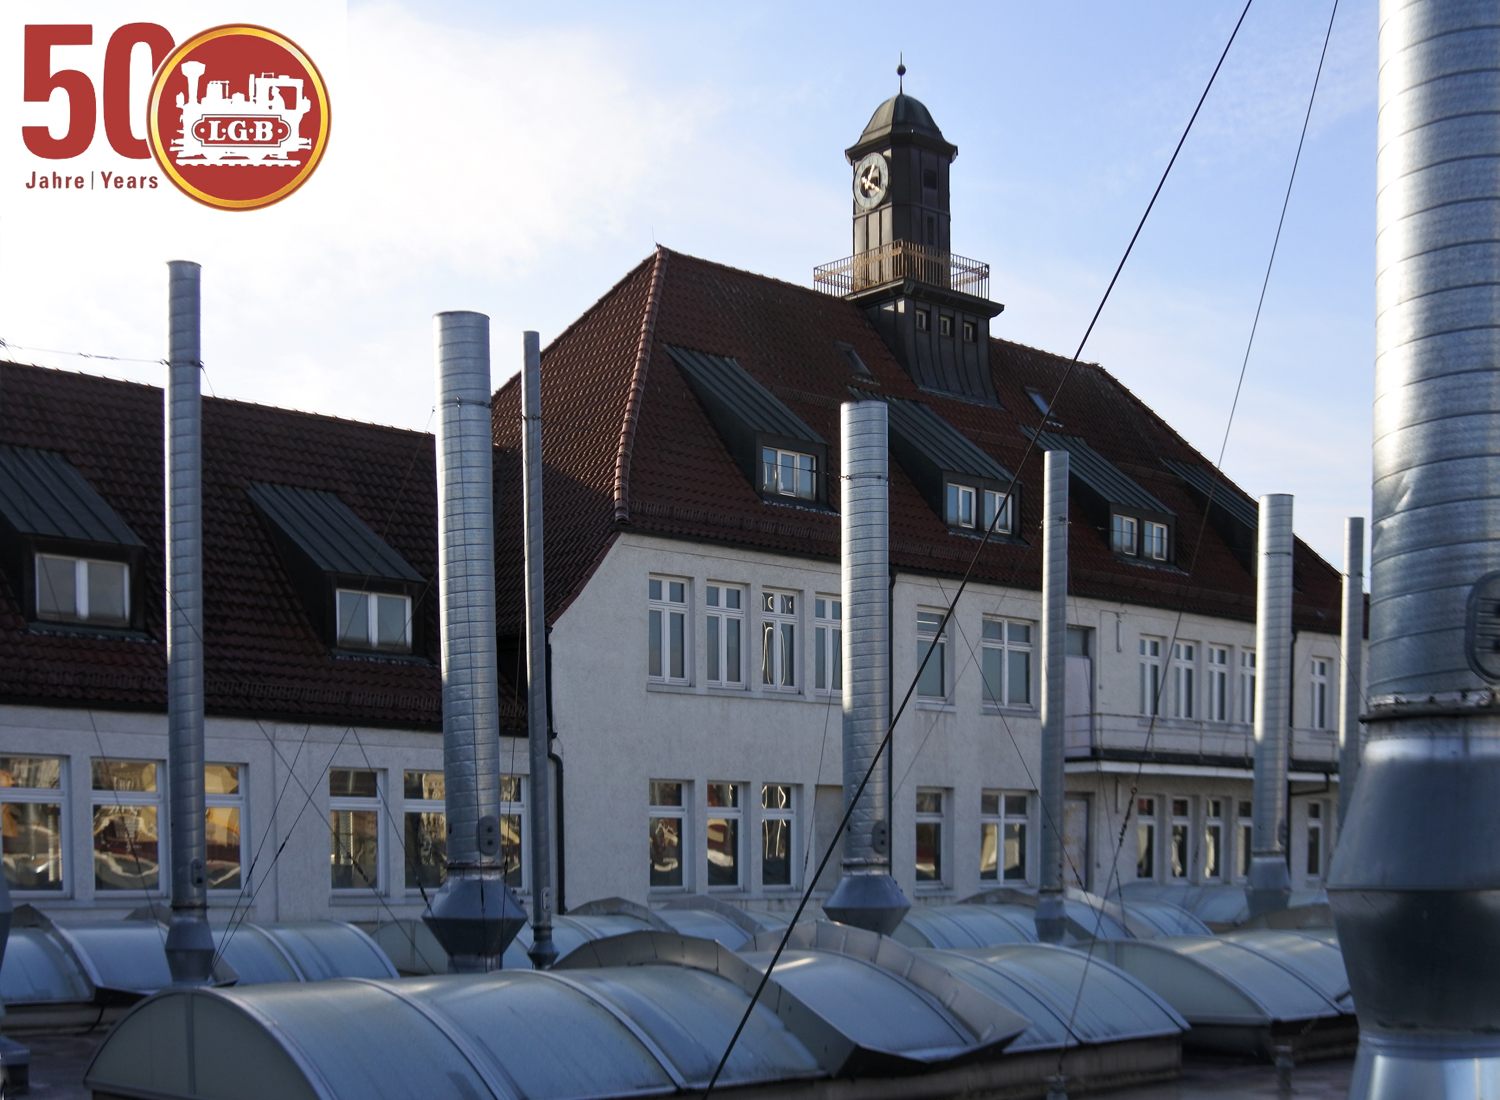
[984,490,1013,534]
[205,765,246,892]
[761,448,817,501]
[705,585,745,687]
[1169,798,1191,880]
[1136,797,1157,879]
[915,789,947,885]
[1171,643,1196,719]
[0,757,64,893]
[1143,521,1169,561]
[939,315,953,338]
[946,482,977,528]
[403,770,447,892]
[706,782,742,889]
[1239,651,1257,723]
[650,780,688,890]
[814,597,842,693]
[1139,638,1163,716]
[1112,514,1138,556]
[947,484,1012,534]
[761,783,796,889]
[980,791,1029,882]
[1311,658,1331,729]
[1237,799,1254,879]
[1306,801,1325,879]
[982,618,1032,707]
[336,589,412,652]
[917,610,948,699]
[91,760,163,894]
[962,320,977,343]
[35,553,129,626]
[330,768,382,892]
[760,591,798,690]
[1203,798,1223,881]
[1206,647,1229,721]
[648,577,689,684]
[916,308,930,332]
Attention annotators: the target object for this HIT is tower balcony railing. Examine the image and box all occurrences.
[813,241,990,299]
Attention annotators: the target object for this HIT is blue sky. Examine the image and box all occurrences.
[2,0,1375,568]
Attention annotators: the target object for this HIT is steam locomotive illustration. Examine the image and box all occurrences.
[169,60,313,166]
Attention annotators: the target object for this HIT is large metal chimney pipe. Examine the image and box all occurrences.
[1247,494,1293,919]
[1337,517,1364,828]
[1035,450,1068,942]
[521,331,556,970]
[164,260,214,985]
[824,401,909,934]
[422,311,526,972]
[1330,3,1500,1093]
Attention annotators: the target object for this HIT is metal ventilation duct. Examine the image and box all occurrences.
[163,260,213,986]
[824,401,909,934]
[423,311,525,971]
[1035,450,1068,943]
[1330,2,1500,1093]
[1247,494,1293,919]
[1338,517,1364,828]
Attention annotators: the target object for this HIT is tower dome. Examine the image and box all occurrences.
[847,93,958,162]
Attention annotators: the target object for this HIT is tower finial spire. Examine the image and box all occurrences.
[897,54,906,93]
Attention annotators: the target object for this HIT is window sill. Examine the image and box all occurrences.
[26,621,152,642]
[329,893,389,905]
[705,684,750,695]
[646,681,697,694]
[332,648,430,666]
[983,704,1038,718]
[916,700,956,713]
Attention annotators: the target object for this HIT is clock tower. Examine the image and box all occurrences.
[817,84,1004,404]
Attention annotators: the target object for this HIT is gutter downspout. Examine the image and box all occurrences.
[1248,494,1294,919]
[1036,450,1068,942]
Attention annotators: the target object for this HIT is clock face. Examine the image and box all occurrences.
[853,152,889,210]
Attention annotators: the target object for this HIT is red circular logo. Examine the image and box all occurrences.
[147,25,331,211]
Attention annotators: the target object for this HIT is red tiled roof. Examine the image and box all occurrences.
[495,247,1342,635]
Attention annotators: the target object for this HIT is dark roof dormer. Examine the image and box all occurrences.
[666,346,830,508]
[1163,459,1258,573]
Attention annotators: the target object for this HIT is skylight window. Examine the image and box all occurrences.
[761,448,817,501]
[836,342,872,377]
[1027,390,1050,415]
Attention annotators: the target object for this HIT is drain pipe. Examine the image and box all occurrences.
[164,260,214,985]
[1247,494,1293,919]
[521,331,556,969]
[1330,3,1500,1093]
[824,400,910,934]
[1337,518,1364,828]
[423,311,526,972]
[1035,451,1068,942]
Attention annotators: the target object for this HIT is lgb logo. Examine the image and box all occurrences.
[21,22,330,211]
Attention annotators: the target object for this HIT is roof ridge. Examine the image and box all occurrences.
[613,246,669,523]
[538,250,661,362]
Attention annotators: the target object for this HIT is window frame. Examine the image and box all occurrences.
[759,589,800,692]
[1236,799,1254,881]
[1206,646,1230,722]
[1239,650,1257,724]
[204,764,247,895]
[760,783,798,891]
[705,782,743,891]
[962,320,977,343]
[944,478,1014,535]
[31,549,137,630]
[648,576,691,686]
[1169,797,1191,881]
[1306,801,1325,880]
[1111,514,1139,556]
[1139,638,1164,717]
[329,767,384,895]
[1143,521,1170,561]
[0,756,67,896]
[916,608,950,702]
[1136,796,1157,880]
[980,791,1031,883]
[334,587,414,654]
[705,583,746,689]
[1310,657,1331,730]
[915,788,948,888]
[759,445,820,503]
[982,617,1034,709]
[1203,798,1224,882]
[813,596,842,695]
[90,758,166,897]
[939,314,954,338]
[649,780,689,892]
[1171,642,1197,720]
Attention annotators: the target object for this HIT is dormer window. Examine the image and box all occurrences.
[963,321,977,343]
[947,483,977,528]
[762,448,817,501]
[948,483,1012,534]
[1112,514,1138,555]
[35,554,129,626]
[1143,521,1170,561]
[336,589,412,653]
[916,309,930,332]
[939,315,953,338]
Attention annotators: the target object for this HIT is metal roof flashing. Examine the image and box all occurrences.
[247,481,423,584]
[1023,429,1171,515]
[0,445,143,547]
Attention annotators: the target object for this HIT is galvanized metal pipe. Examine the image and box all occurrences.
[1248,494,1293,919]
[1035,450,1068,942]
[521,330,556,970]
[824,401,909,934]
[1338,517,1364,828]
[1330,3,1500,1093]
[164,260,213,985]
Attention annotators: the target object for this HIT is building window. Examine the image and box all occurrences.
[1311,658,1331,729]
[648,577,689,684]
[916,309,930,332]
[1139,638,1163,716]
[335,589,412,652]
[761,448,818,501]
[1136,797,1156,879]
[0,757,64,892]
[814,598,842,693]
[917,611,948,700]
[92,761,162,893]
[329,768,381,892]
[761,591,798,690]
[984,490,1012,534]
[923,167,938,189]
[761,784,795,889]
[946,482,977,528]
[1171,643,1196,719]
[915,789,945,884]
[1207,647,1229,721]
[706,783,742,889]
[706,585,744,687]
[1170,798,1191,880]
[1027,389,1050,415]
[498,775,525,888]
[205,765,245,892]
[962,321,977,343]
[649,780,687,889]
[925,215,936,245]
[1238,799,1253,878]
[836,342,872,377]
[1143,521,1169,561]
[35,553,129,626]
[980,792,1029,882]
[1112,515,1138,556]
[1306,802,1324,878]
[946,485,1012,534]
[939,315,953,338]
[403,770,446,891]
[1203,799,1223,881]
[1239,651,1257,723]
[982,618,1032,707]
